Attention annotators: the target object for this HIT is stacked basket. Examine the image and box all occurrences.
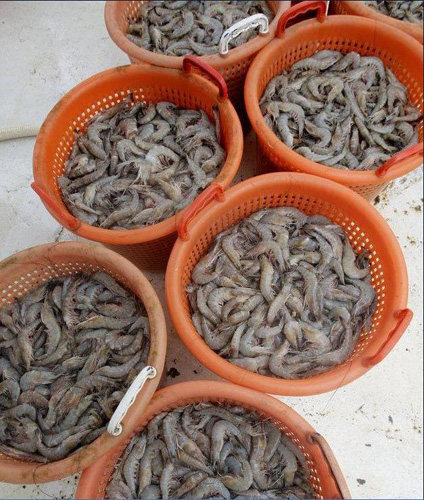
[244,0,423,200]
[104,1,291,111]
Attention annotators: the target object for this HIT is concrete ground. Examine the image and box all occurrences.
[0,2,422,499]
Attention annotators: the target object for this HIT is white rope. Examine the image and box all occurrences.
[0,125,40,142]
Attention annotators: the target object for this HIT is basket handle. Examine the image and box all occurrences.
[219,13,269,55]
[375,142,423,177]
[277,0,327,37]
[108,365,157,436]
[309,433,351,499]
[363,308,413,367]
[31,182,80,232]
[177,183,225,241]
[183,56,228,99]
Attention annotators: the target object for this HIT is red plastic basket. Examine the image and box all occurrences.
[166,173,412,396]
[32,61,243,270]
[76,381,351,499]
[245,1,423,201]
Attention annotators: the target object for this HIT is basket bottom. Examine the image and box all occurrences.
[104,234,176,271]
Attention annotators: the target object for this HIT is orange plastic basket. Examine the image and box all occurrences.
[104,1,291,111]
[0,242,167,484]
[32,60,243,270]
[75,381,351,499]
[332,1,424,44]
[244,1,424,201]
[165,173,412,396]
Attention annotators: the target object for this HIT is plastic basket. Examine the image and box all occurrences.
[332,1,423,44]
[104,1,291,111]
[0,242,166,483]
[75,381,351,499]
[165,173,412,396]
[244,1,423,201]
[32,60,243,270]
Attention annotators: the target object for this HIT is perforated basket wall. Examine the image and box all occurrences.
[0,254,126,305]
[180,187,387,358]
[33,65,242,270]
[245,15,423,201]
[104,1,290,112]
[103,234,177,270]
[76,382,348,499]
[166,173,409,396]
[0,242,167,483]
[331,1,424,44]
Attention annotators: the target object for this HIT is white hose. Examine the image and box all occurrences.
[0,125,40,142]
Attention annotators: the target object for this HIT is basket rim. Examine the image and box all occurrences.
[104,0,289,69]
[32,64,243,245]
[165,172,409,396]
[334,0,424,40]
[0,242,167,484]
[244,14,423,185]
[75,380,348,500]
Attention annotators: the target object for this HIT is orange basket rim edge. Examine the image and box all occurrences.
[33,65,243,245]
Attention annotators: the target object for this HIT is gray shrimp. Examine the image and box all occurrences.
[59,95,226,230]
[0,272,150,463]
[104,402,313,499]
[260,49,421,171]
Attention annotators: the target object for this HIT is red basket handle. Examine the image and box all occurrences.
[309,433,351,499]
[183,56,228,99]
[363,308,413,367]
[178,183,225,241]
[31,182,80,232]
[277,0,327,37]
[375,142,423,177]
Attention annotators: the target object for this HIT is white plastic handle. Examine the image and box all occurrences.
[219,13,269,55]
[108,365,157,436]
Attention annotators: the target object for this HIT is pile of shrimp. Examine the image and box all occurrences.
[126,1,274,56]
[0,272,150,462]
[59,94,225,229]
[106,402,314,499]
[366,1,423,24]
[188,207,377,379]
[260,50,422,170]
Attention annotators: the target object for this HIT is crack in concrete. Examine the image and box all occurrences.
[54,227,65,242]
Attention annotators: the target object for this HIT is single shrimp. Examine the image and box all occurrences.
[221,234,242,269]
[172,471,207,499]
[40,298,62,356]
[181,408,211,458]
[17,390,49,410]
[342,242,370,279]
[94,352,141,379]
[239,328,274,358]
[0,379,20,408]
[177,449,213,475]
[163,412,179,458]
[122,434,147,496]
[183,478,231,500]
[35,427,91,461]
[211,420,243,465]
[229,355,269,373]
[177,431,208,464]
[160,461,174,500]
[221,457,254,492]
[196,288,219,325]
[20,370,59,392]
[298,266,323,321]
[138,440,167,496]
[250,430,268,490]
